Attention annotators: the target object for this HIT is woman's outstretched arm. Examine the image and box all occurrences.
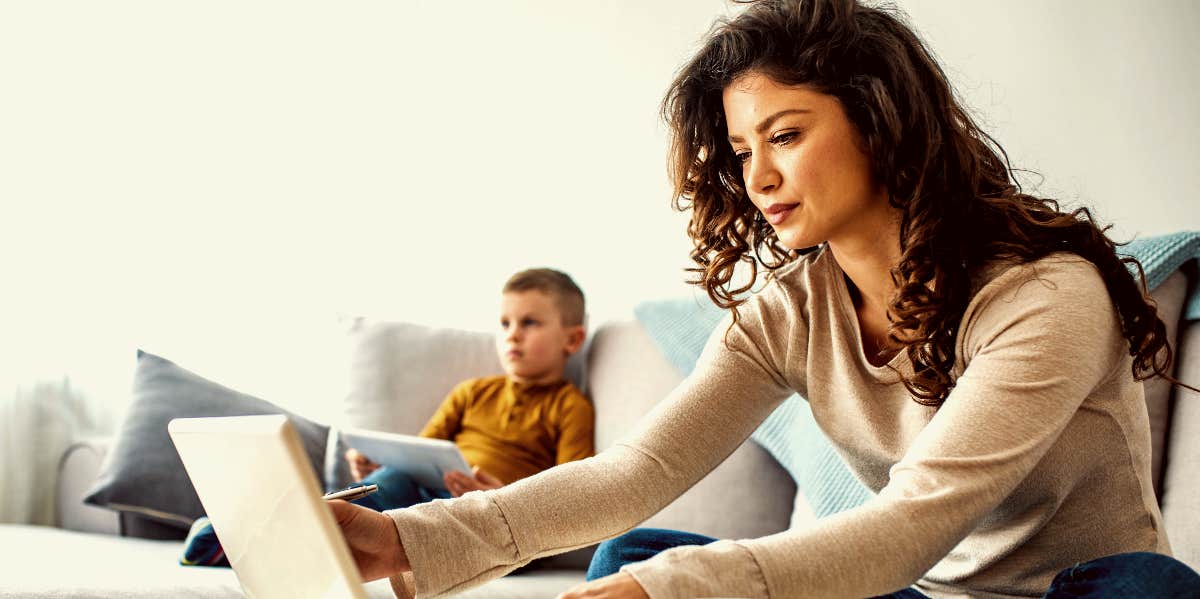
[379,289,803,596]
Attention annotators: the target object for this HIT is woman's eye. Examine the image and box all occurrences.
[770,131,799,145]
[735,151,751,164]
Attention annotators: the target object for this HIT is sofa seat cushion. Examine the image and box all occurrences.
[0,525,245,598]
[0,525,584,598]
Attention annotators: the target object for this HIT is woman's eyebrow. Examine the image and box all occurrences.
[728,108,812,143]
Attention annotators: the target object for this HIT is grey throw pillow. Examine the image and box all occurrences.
[83,350,329,531]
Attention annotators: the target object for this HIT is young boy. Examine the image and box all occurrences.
[181,268,592,567]
[344,267,594,510]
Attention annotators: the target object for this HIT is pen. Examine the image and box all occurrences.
[323,484,379,502]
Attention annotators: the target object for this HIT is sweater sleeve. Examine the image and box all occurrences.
[623,257,1130,598]
[386,295,798,597]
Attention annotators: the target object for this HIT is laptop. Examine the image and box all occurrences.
[169,414,369,599]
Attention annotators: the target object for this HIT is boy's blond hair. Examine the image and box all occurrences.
[502,268,585,327]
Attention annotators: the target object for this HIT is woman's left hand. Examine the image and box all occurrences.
[555,572,649,599]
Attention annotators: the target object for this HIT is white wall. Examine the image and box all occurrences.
[898,0,1200,238]
[0,1,727,421]
[2,0,1196,421]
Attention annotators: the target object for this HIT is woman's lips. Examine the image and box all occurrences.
[763,203,799,226]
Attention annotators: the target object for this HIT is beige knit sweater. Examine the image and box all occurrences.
[386,247,1168,598]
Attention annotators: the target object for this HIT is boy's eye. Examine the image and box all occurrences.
[500,319,509,328]
[522,318,538,327]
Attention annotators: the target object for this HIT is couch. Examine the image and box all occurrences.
[2,264,1197,598]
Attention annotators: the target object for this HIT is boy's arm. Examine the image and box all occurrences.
[417,380,473,441]
[553,393,595,464]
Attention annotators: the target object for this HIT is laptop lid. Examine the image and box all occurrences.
[169,415,368,599]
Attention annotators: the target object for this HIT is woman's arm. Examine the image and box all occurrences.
[386,295,800,596]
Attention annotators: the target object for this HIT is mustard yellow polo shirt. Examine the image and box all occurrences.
[418,375,594,484]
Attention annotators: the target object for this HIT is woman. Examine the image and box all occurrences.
[332,1,1200,596]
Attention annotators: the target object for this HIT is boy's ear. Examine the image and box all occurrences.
[563,325,586,356]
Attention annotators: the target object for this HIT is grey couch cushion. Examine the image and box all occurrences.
[339,319,588,433]
[586,319,797,540]
[82,351,329,533]
[342,321,506,435]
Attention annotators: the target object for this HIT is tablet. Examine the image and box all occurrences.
[341,427,472,490]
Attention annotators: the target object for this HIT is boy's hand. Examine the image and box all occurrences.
[327,499,410,582]
[345,448,380,482]
[443,466,504,497]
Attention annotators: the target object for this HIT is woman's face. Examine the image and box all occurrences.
[723,71,891,251]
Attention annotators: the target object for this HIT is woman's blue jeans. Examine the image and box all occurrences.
[586,528,1200,598]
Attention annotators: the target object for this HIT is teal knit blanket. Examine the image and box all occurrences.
[634,231,1199,519]
[1121,231,1200,319]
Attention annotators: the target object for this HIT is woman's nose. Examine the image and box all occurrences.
[745,155,781,195]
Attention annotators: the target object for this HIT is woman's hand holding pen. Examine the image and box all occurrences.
[327,499,410,583]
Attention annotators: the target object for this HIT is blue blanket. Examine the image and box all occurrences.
[634,231,1199,519]
[1121,231,1200,319]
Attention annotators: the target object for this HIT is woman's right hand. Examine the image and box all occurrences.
[556,572,649,599]
[345,447,380,482]
[327,499,411,583]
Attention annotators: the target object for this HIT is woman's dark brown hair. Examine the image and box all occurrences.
[663,0,1183,406]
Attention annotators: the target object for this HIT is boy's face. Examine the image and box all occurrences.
[497,290,585,385]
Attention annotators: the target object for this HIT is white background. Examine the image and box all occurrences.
[2,0,1198,422]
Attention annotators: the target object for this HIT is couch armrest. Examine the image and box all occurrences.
[56,436,119,536]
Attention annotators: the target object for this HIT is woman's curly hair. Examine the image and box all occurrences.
[662,0,1182,407]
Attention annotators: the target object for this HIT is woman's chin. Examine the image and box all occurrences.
[774,229,822,251]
